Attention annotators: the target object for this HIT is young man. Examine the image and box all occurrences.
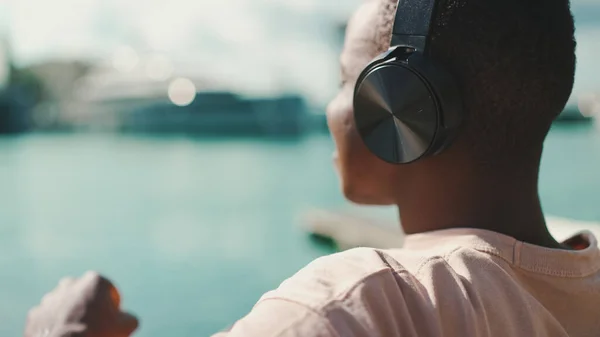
[25,0,600,336]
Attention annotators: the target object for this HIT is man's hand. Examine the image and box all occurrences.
[24,271,139,337]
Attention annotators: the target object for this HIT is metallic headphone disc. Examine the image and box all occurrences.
[354,63,438,164]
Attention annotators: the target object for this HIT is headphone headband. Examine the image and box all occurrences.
[390,0,439,51]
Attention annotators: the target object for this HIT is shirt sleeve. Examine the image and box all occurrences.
[211,297,338,337]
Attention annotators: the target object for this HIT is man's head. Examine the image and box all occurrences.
[327,0,576,205]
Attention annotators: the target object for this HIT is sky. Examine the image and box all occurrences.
[4,0,597,63]
[0,0,363,106]
[0,0,598,105]
[4,0,356,61]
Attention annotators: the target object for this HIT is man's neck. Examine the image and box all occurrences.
[395,163,563,249]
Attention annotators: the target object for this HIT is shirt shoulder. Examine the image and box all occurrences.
[215,244,514,337]
[255,247,452,336]
[216,229,600,337]
[260,247,408,305]
[215,247,405,337]
[261,243,490,306]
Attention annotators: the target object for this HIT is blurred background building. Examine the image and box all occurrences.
[0,0,598,336]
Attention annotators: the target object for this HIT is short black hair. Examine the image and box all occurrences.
[376,0,576,164]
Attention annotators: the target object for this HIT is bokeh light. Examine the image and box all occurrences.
[168,77,196,106]
[578,92,600,118]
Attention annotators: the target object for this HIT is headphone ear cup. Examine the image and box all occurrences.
[353,60,440,164]
[352,47,464,164]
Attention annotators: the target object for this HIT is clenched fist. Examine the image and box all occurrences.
[24,271,139,337]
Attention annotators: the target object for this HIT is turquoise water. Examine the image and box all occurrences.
[1,123,599,336]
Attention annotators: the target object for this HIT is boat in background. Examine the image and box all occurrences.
[119,91,312,137]
[557,103,594,122]
[40,64,319,137]
[559,90,600,123]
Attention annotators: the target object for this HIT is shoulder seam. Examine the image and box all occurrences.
[262,265,407,315]
[329,267,412,305]
[414,246,463,278]
[256,297,341,337]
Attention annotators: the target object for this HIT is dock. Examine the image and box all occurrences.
[301,207,600,250]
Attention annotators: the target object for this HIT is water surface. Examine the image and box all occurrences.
[0,123,599,336]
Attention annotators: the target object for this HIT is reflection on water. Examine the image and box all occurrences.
[1,124,600,336]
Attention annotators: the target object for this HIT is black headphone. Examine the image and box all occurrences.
[353,0,463,164]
